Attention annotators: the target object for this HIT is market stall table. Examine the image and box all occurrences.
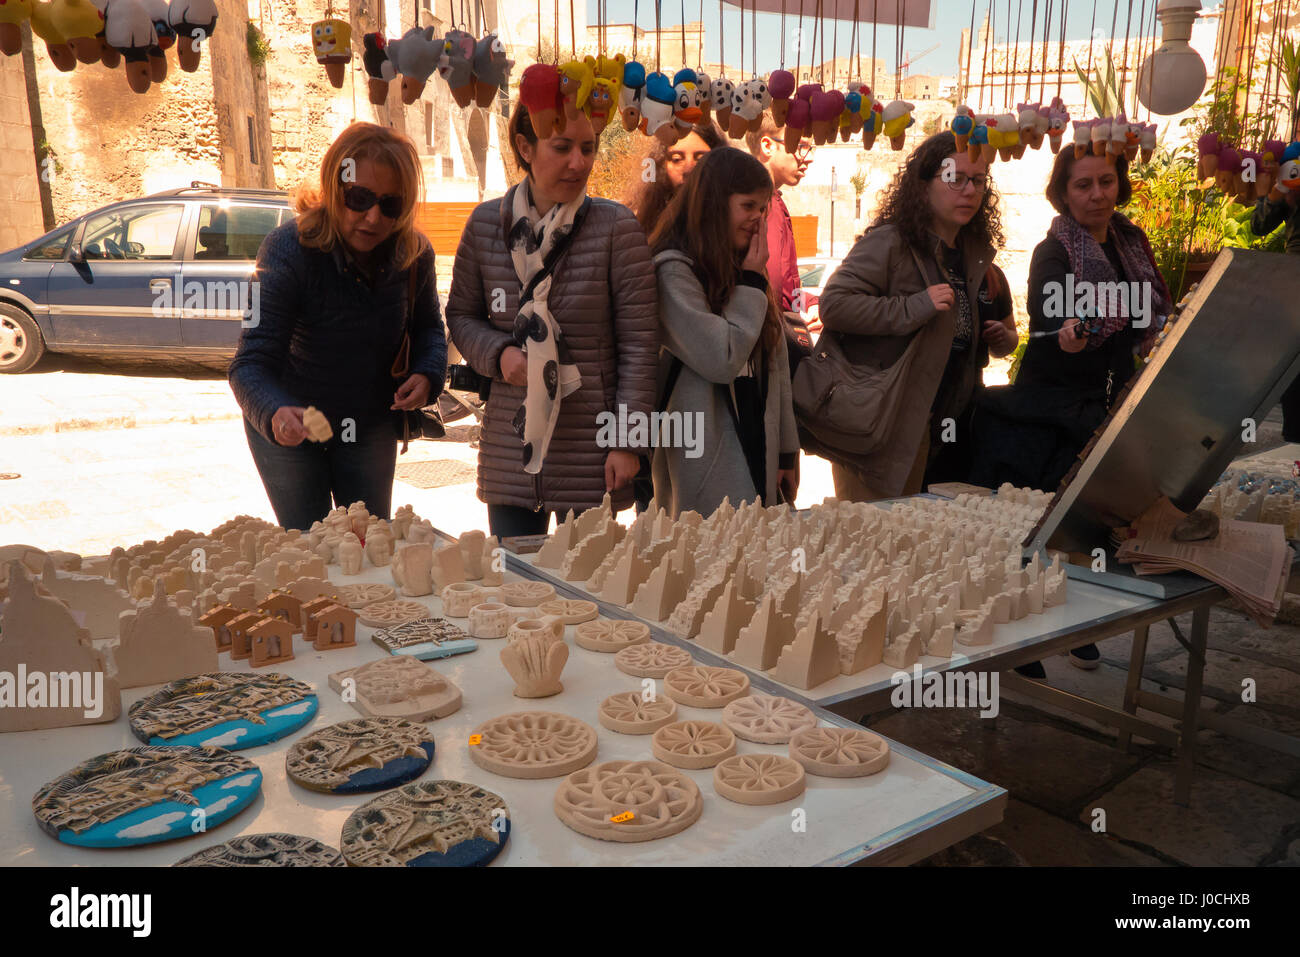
[0,546,1005,867]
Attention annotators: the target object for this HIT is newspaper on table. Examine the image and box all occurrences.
[1115,498,1292,627]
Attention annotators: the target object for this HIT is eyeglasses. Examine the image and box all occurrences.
[943,173,990,192]
[793,144,815,160]
[342,185,404,219]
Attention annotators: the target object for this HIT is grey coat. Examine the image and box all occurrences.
[651,249,799,518]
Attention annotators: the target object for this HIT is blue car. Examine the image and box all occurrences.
[0,185,292,373]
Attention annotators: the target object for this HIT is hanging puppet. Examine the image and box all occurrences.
[520,62,564,139]
[362,32,395,105]
[0,0,33,58]
[104,0,156,92]
[167,0,217,73]
[437,28,477,107]
[473,31,513,107]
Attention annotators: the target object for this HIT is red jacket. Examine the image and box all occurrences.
[765,190,801,313]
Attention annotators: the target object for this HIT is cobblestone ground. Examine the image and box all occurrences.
[2,356,1296,866]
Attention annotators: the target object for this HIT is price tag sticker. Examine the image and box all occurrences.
[468,734,482,746]
[609,811,635,824]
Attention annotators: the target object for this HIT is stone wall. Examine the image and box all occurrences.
[0,38,43,249]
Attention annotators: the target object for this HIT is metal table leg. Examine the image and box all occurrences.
[1174,605,1210,806]
[1117,624,1150,753]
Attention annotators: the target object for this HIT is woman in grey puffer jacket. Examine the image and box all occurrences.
[445,103,659,538]
[648,147,800,518]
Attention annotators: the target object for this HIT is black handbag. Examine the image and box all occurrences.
[391,260,446,453]
[783,310,813,375]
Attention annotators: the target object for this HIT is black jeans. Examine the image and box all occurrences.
[1282,375,1300,443]
[244,417,398,531]
[487,504,553,538]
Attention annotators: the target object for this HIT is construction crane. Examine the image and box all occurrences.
[900,43,940,79]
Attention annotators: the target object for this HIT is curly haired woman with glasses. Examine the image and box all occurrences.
[229,122,447,530]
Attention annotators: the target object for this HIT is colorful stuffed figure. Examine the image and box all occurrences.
[311,17,352,89]
[989,112,1018,161]
[1236,150,1261,203]
[619,59,645,131]
[105,0,156,91]
[1090,117,1110,157]
[1015,102,1039,154]
[167,0,216,72]
[472,32,512,107]
[727,84,747,139]
[967,119,990,163]
[768,69,796,126]
[1196,132,1220,179]
[362,32,394,105]
[586,77,617,135]
[808,89,837,144]
[862,100,883,149]
[520,62,564,139]
[142,0,173,82]
[1271,144,1300,200]
[710,75,735,128]
[740,76,770,133]
[1047,97,1070,154]
[825,88,845,140]
[1215,146,1242,196]
[1139,123,1158,164]
[950,105,974,152]
[640,71,679,145]
[30,0,76,71]
[881,100,914,151]
[847,82,868,134]
[0,0,33,57]
[671,69,704,133]
[50,0,104,63]
[784,97,810,153]
[1072,118,1093,158]
[437,29,476,107]
[840,91,862,142]
[558,59,594,121]
[1106,113,1129,165]
[587,53,623,107]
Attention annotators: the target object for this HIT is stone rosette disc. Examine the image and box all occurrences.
[358,599,433,628]
[174,833,345,867]
[663,665,750,708]
[337,583,396,608]
[33,746,262,849]
[788,727,891,778]
[340,780,510,867]
[500,580,555,607]
[574,618,652,653]
[128,672,317,750]
[286,717,436,794]
[468,711,598,779]
[651,720,737,769]
[614,641,693,678]
[721,694,818,744]
[597,691,678,735]
[713,754,807,805]
[537,598,598,623]
[553,760,703,843]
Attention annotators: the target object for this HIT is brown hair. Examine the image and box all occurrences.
[649,147,784,360]
[744,114,783,157]
[626,121,725,232]
[507,100,538,177]
[294,122,426,271]
[867,131,1005,255]
[1044,147,1133,214]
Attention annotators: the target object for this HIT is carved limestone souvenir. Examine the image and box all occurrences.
[500,580,555,607]
[537,598,598,624]
[574,618,651,652]
[371,616,477,660]
[340,780,510,867]
[33,746,261,849]
[506,616,564,644]
[358,599,431,628]
[286,717,436,794]
[468,601,516,638]
[788,726,890,778]
[109,579,217,688]
[713,753,806,805]
[614,641,693,678]
[441,582,483,617]
[329,656,462,721]
[338,582,395,608]
[500,633,569,698]
[174,833,345,867]
[553,760,703,843]
[468,711,598,779]
[598,691,678,734]
[663,665,750,708]
[721,694,818,744]
[128,672,318,749]
[651,720,737,769]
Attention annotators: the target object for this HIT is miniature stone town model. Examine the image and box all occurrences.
[534,486,1064,692]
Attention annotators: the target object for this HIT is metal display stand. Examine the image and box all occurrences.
[0,530,1005,868]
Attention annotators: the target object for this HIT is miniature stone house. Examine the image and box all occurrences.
[300,596,340,643]
[248,617,295,668]
[258,591,304,633]
[198,604,243,653]
[308,603,358,651]
[227,611,269,661]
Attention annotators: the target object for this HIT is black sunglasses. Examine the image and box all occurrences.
[342,184,404,219]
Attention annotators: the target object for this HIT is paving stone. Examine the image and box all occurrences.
[1097,620,1191,667]
[869,706,1141,815]
[914,832,1026,866]
[1196,706,1300,797]
[1145,648,1300,713]
[1082,763,1300,866]
[987,798,1168,866]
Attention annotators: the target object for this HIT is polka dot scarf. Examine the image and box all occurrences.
[507,180,588,473]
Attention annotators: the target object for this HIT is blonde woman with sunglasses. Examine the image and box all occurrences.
[229,122,447,530]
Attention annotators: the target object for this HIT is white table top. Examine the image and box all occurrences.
[0,547,1003,867]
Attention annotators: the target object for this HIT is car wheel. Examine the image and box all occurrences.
[0,303,46,374]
